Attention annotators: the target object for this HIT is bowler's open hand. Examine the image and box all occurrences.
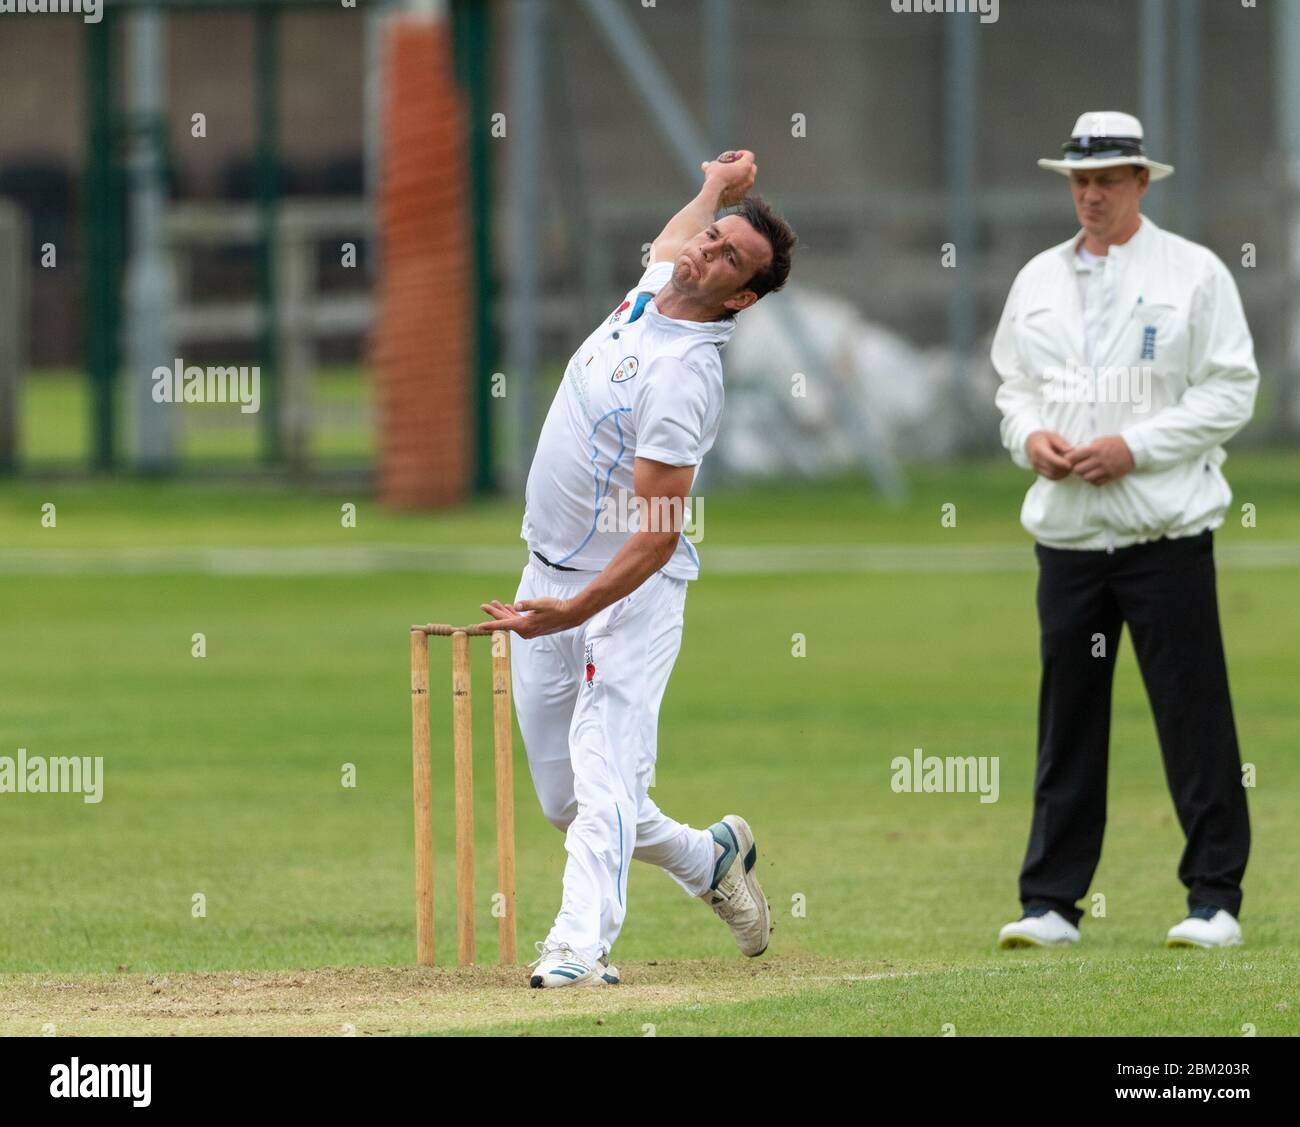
[479,597,578,640]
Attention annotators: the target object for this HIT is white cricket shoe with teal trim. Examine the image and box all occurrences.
[527,942,620,988]
[700,815,771,957]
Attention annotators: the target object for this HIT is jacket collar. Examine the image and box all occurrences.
[1062,212,1159,268]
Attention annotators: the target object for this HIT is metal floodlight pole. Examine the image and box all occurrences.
[124,4,177,472]
[1139,0,1167,227]
[83,12,122,472]
[704,0,735,153]
[503,0,546,494]
[255,2,282,466]
[542,12,598,339]
[1278,0,1300,437]
[363,1,386,274]
[944,13,977,454]
[451,0,497,493]
[1173,0,1201,241]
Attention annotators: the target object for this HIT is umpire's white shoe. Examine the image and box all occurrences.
[699,815,771,957]
[1166,906,1243,949]
[527,942,620,988]
[997,909,1080,948]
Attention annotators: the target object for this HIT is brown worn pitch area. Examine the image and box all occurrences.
[0,958,902,1037]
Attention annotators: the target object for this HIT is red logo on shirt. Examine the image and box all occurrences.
[586,662,596,683]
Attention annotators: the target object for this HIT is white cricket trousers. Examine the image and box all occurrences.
[510,555,716,963]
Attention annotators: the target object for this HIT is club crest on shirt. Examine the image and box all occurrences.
[611,356,639,383]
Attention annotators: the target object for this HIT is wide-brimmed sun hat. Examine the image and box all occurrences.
[1037,111,1174,181]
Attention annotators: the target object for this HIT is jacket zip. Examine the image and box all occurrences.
[1088,392,1115,554]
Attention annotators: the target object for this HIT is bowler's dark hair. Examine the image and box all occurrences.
[718,195,797,317]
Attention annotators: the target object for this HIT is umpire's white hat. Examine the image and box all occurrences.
[1037,111,1174,181]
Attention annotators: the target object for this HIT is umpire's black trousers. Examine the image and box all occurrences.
[1018,529,1250,925]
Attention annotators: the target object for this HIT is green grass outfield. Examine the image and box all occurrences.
[0,451,1296,1035]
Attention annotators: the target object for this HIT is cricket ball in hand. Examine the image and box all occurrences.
[719,151,740,162]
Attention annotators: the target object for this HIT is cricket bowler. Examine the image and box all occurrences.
[479,150,797,987]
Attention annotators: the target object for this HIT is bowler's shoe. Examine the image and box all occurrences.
[699,815,771,957]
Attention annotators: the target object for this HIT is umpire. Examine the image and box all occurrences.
[992,112,1259,949]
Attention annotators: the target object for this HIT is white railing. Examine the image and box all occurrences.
[165,199,373,467]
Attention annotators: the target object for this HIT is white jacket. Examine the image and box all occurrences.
[992,215,1259,550]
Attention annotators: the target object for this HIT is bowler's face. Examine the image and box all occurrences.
[1070,166,1148,242]
[672,215,772,312]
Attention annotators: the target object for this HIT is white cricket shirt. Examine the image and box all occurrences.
[520,259,734,580]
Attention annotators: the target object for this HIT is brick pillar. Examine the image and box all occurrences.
[372,14,471,508]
